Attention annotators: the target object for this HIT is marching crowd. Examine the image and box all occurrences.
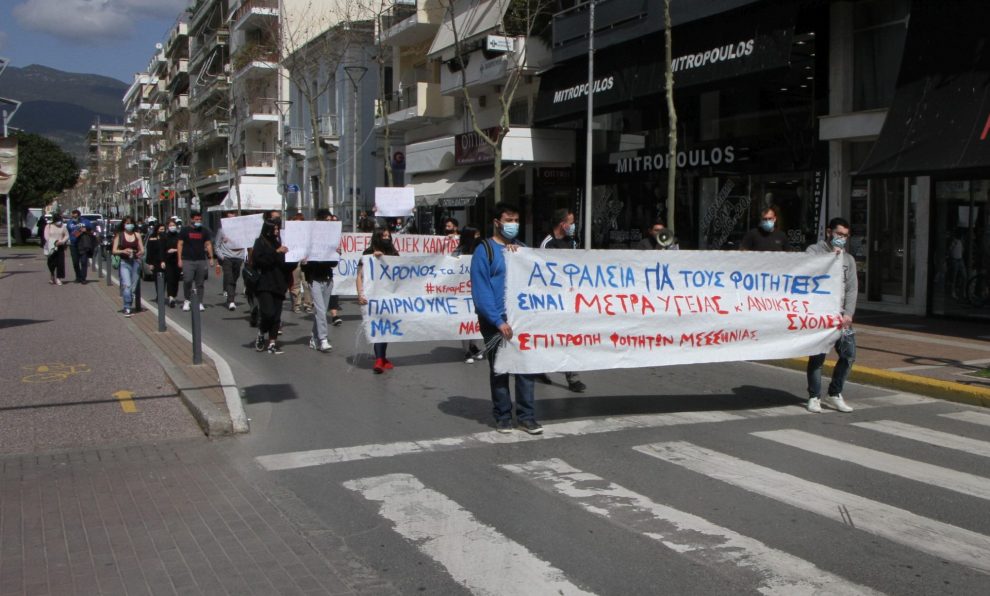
[39,202,858,433]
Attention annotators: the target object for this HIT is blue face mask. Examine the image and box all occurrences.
[501,222,519,240]
[193,221,202,228]
[759,220,775,232]
[124,224,135,232]
[566,223,577,237]
[831,236,847,250]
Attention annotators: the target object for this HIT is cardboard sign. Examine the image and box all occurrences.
[219,214,264,249]
[281,221,342,263]
[374,187,415,217]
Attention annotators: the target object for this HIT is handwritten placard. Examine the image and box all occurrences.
[493,249,844,374]
[220,214,264,249]
[334,233,460,295]
[360,254,481,342]
[281,221,342,262]
[374,187,415,217]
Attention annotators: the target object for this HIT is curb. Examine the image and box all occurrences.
[767,358,990,408]
[102,267,248,435]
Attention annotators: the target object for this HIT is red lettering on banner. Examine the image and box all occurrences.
[459,320,481,335]
[785,313,843,331]
[657,295,730,316]
[518,333,602,350]
[678,329,758,347]
[573,293,657,315]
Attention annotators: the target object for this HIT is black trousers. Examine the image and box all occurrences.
[256,291,284,339]
[47,248,65,279]
[164,260,181,298]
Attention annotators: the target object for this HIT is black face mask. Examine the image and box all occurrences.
[380,239,393,250]
[271,218,282,227]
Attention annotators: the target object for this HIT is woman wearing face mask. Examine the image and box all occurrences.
[356,228,400,373]
[112,216,145,317]
[252,220,292,354]
[144,224,167,300]
[44,214,70,285]
[163,221,182,307]
[739,205,788,251]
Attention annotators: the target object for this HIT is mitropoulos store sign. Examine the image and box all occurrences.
[615,145,738,174]
[551,76,615,105]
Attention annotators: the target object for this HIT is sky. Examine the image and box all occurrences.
[0,0,190,83]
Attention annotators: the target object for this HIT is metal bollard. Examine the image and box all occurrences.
[105,250,112,286]
[191,287,203,365]
[157,272,166,332]
[133,271,143,312]
[96,247,103,279]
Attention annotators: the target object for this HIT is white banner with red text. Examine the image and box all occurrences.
[360,254,481,342]
[493,249,845,374]
[335,233,460,295]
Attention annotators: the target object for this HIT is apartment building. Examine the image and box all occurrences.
[121,59,165,218]
[85,123,126,216]
[157,17,192,218]
[188,0,232,209]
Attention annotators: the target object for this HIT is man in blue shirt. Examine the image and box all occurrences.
[470,202,541,435]
[65,209,94,283]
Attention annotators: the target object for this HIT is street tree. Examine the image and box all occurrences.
[7,131,78,218]
[663,0,678,234]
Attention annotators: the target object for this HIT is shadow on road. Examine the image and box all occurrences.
[243,383,299,404]
[0,318,52,330]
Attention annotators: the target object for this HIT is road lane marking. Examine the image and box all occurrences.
[343,473,596,595]
[635,441,990,574]
[853,420,990,458]
[255,394,934,471]
[940,411,990,428]
[502,458,881,596]
[112,390,138,413]
[752,429,990,501]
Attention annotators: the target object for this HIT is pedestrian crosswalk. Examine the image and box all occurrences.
[277,402,990,593]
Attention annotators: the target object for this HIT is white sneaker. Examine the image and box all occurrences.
[319,339,332,352]
[199,303,205,312]
[182,300,191,311]
[308,337,318,350]
[821,394,853,413]
[227,302,236,311]
[807,397,822,413]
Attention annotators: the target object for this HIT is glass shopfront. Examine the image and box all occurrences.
[932,179,990,319]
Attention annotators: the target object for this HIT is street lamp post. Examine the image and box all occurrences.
[274,100,293,221]
[344,65,368,233]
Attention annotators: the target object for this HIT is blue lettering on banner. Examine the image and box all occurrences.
[338,257,360,277]
[643,263,676,292]
[366,296,461,316]
[728,271,832,296]
[516,293,565,311]
[677,269,725,288]
[370,318,403,337]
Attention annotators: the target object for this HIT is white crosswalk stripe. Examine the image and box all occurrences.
[502,458,882,595]
[752,429,990,500]
[852,420,990,457]
[634,441,990,574]
[940,410,990,428]
[343,473,596,595]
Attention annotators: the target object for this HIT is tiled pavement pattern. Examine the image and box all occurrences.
[0,442,397,596]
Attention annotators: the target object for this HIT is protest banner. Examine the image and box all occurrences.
[219,213,264,249]
[360,254,481,342]
[334,233,460,295]
[374,187,415,217]
[282,221,342,262]
[493,249,845,374]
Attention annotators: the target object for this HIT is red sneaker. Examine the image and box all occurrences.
[373,358,385,374]
[383,359,394,370]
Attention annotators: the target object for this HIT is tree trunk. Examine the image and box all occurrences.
[664,0,677,232]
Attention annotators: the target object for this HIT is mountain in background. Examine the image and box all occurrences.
[0,64,128,165]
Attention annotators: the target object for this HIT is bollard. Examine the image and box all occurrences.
[133,269,143,313]
[191,287,203,365]
[156,272,166,332]
[105,249,112,286]
[96,247,103,279]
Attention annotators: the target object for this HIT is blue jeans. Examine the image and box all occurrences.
[481,320,536,423]
[119,259,141,309]
[807,329,856,397]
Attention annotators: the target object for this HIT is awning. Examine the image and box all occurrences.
[857,0,990,177]
[428,0,510,60]
[209,182,282,212]
[410,167,494,207]
[534,3,794,125]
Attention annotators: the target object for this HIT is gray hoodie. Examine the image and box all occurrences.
[806,241,858,318]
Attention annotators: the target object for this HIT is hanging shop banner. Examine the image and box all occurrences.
[493,249,844,374]
[360,254,481,342]
[219,213,264,249]
[334,233,460,295]
[282,220,343,263]
[0,137,18,195]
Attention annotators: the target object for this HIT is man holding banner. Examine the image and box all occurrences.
[805,217,858,414]
[471,203,541,435]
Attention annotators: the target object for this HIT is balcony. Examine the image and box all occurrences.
[285,127,306,150]
[243,97,280,128]
[318,114,339,139]
[241,151,277,175]
[188,74,230,110]
[191,120,230,148]
[193,167,230,191]
[189,28,229,71]
[169,58,189,81]
[439,37,548,96]
[165,21,188,58]
[375,82,454,131]
[232,48,278,81]
[171,94,189,112]
[232,0,279,32]
[378,0,444,47]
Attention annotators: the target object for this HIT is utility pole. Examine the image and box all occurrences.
[3,107,9,248]
[344,65,367,233]
[583,1,595,250]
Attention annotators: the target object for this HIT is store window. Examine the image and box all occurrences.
[853,0,909,111]
[932,179,990,319]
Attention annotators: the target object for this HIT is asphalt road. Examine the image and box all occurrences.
[158,275,990,595]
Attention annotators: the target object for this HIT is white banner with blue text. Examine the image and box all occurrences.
[493,249,845,374]
[360,254,482,342]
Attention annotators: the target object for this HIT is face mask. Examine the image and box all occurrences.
[193,221,202,228]
[168,227,177,234]
[831,236,847,250]
[271,218,282,227]
[72,217,79,223]
[759,220,775,232]
[380,239,393,249]
[55,222,63,228]
[124,224,135,232]
[566,223,577,237]
[501,222,519,240]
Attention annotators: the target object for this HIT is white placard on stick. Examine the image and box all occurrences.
[281,221,342,262]
[374,187,415,217]
[219,214,264,249]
